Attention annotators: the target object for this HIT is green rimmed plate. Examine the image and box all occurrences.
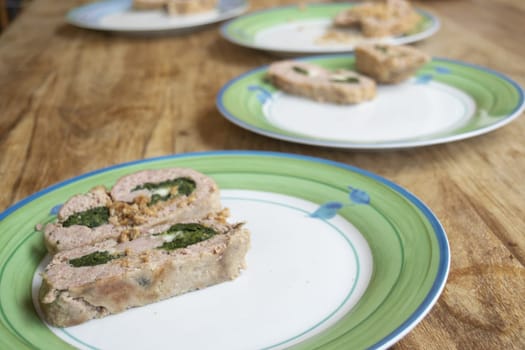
[217,56,525,149]
[0,151,448,350]
[220,3,439,55]
[67,0,248,34]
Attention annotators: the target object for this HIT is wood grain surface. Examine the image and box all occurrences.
[1,0,524,348]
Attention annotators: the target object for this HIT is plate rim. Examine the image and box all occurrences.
[0,150,450,349]
[216,56,525,150]
[219,2,440,54]
[66,0,249,33]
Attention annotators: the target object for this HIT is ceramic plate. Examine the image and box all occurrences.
[0,151,448,350]
[221,3,439,55]
[67,0,248,33]
[217,56,525,149]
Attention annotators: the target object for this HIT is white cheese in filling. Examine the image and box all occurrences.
[151,187,171,197]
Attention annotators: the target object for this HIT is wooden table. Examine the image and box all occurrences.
[1,0,524,348]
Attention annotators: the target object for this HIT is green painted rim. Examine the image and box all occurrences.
[216,56,525,149]
[0,151,449,350]
[220,3,439,54]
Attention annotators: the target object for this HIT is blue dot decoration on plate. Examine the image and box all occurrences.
[415,73,433,84]
[50,204,63,216]
[248,85,273,105]
[435,66,451,74]
[415,66,451,84]
[309,201,345,220]
[348,186,370,205]
[309,186,370,220]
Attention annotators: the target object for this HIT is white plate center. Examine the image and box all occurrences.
[263,80,475,142]
[33,190,373,350]
[100,9,220,30]
[254,19,391,51]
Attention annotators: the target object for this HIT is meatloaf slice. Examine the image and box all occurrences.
[43,186,116,253]
[43,168,222,253]
[267,60,376,104]
[334,1,385,28]
[133,0,166,10]
[109,168,222,229]
[334,0,421,38]
[165,0,217,15]
[56,186,111,222]
[355,43,430,83]
[39,217,250,327]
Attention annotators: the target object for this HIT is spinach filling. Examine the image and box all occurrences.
[68,224,218,266]
[292,66,309,75]
[331,76,360,84]
[62,206,110,228]
[157,223,217,251]
[375,45,389,53]
[132,177,196,205]
[69,251,124,267]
